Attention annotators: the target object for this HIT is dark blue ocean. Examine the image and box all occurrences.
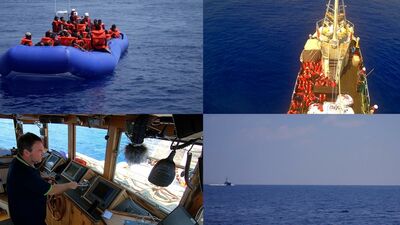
[204,0,400,113]
[205,185,400,225]
[0,0,202,113]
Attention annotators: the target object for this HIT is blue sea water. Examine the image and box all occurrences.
[205,185,400,225]
[0,0,202,113]
[204,0,400,113]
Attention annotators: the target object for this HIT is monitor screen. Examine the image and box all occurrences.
[92,182,113,200]
[61,161,87,182]
[44,154,61,172]
[158,206,198,225]
[83,177,122,211]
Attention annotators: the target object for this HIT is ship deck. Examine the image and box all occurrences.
[289,40,369,114]
[339,55,362,114]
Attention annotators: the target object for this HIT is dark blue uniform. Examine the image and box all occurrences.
[7,156,52,225]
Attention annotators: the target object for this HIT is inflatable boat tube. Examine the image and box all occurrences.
[0,33,128,79]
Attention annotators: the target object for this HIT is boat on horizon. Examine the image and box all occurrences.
[288,0,376,114]
[224,177,233,186]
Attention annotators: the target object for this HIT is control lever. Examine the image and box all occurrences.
[78,179,90,191]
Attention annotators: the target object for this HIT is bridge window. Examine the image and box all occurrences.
[0,119,17,152]
[76,126,108,175]
[113,135,202,213]
[48,124,68,156]
[23,123,41,136]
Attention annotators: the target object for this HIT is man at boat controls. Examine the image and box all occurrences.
[7,132,78,225]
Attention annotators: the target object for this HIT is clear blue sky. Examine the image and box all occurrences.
[205,115,400,185]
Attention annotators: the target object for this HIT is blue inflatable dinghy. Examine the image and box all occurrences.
[0,33,128,79]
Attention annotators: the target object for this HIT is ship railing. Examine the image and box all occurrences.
[357,48,371,113]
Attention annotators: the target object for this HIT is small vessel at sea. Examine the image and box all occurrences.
[224,177,232,186]
[288,0,375,114]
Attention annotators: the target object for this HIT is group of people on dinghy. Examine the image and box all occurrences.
[20,9,121,52]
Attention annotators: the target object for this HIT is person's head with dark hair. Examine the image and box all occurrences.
[60,17,65,22]
[93,19,98,25]
[54,16,59,21]
[17,132,45,165]
[45,30,51,37]
[95,24,100,30]
[124,144,148,165]
[111,24,116,31]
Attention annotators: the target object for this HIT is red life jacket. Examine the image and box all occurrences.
[73,39,85,49]
[108,29,121,39]
[83,18,91,26]
[66,23,75,31]
[76,24,86,33]
[60,21,68,30]
[82,31,88,38]
[91,30,107,50]
[20,38,32,46]
[41,37,54,46]
[82,38,92,50]
[59,36,76,46]
[106,33,111,40]
[52,20,60,33]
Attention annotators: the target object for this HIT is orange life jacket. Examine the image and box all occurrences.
[76,24,86,32]
[82,38,92,50]
[106,33,111,40]
[81,31,88,38]
[91,30,107,50]
[108,29,121,39]
[20,38,32,46]
[41,37,54,46]
[59,36,76,46]
[66,23,75,31]
[52,20,60,33]
[73,39,85,49]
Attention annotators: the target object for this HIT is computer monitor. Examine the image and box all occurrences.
[158,206,198,225]
[61,161,88,182]
[44,154,61,172]
[83,176,122,211]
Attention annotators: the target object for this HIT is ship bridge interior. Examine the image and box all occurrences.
[0,114,203,225]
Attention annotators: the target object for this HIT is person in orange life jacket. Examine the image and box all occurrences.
[73,35,86,51]
[70,8,78,23]
[40,30,54,46]
[7,132,78,225]
[59,29,70,37]
[83,12,91,26]
[52,16,60,33]
[81,26,91,38]
[20,32,33,46]
[82,32,92,50]
[91,19,98,30]
[66,20,75,33]
[59,17,67,31]
[109,24,121,38]
[51,32,61,46]
[59,30,76,46]
[76,20,87,33]
[98,19,105,30]
[91,24,109,52]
